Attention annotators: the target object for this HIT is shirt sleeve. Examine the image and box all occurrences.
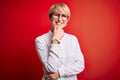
[35,37,64,72]
[58,36,85,77]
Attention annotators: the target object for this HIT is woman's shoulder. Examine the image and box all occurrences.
[35,31,50,41]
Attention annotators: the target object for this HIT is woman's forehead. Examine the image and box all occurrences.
[53,9,66,14]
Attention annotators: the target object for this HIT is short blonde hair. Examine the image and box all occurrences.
[48,3,71,19]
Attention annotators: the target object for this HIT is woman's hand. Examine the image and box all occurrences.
[52,26,64,41]
[45,70,59,80]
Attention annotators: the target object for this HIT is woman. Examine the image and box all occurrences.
[35,3,85,80]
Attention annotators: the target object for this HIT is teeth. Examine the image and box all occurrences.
[57,22,62,24]
[56,22,60,24]
[55,21,63,26]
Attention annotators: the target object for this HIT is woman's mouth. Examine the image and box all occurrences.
[56,22,63,26]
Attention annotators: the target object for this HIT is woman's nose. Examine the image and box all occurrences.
[58,15,62,20]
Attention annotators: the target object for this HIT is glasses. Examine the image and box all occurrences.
[52,13,68,20]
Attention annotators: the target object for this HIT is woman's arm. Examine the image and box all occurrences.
[35,37,64,72]
[44,36,85,78]
[58,36,85,77]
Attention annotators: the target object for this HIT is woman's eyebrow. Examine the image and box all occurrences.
[53,12,60,14]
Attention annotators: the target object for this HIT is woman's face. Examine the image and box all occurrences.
[50,9,69,29]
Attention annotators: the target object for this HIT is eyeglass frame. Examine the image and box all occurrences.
[50,12,69,20]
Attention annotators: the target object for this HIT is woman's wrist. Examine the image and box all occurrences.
[51,39,60,44]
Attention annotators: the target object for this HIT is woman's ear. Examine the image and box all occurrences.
[49,18,52,22]
[67,17,70,21]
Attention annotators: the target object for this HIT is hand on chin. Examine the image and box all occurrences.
[54,24,64,29]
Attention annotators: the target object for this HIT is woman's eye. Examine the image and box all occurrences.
[62,15,67,17]
[54,14,60,16]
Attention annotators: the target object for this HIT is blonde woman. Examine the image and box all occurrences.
[35,3,85,80]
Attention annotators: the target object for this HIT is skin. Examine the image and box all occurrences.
[45,9,69,80]
[50,9,69,41]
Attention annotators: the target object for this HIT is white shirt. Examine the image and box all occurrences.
[35,31,85,80]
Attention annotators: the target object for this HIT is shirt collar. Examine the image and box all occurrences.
[48,29,66,41]
[48,30,53,37]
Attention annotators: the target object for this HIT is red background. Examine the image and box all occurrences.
[1,0,120,80]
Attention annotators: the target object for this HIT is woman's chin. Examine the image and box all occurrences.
[56,25,65,28]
